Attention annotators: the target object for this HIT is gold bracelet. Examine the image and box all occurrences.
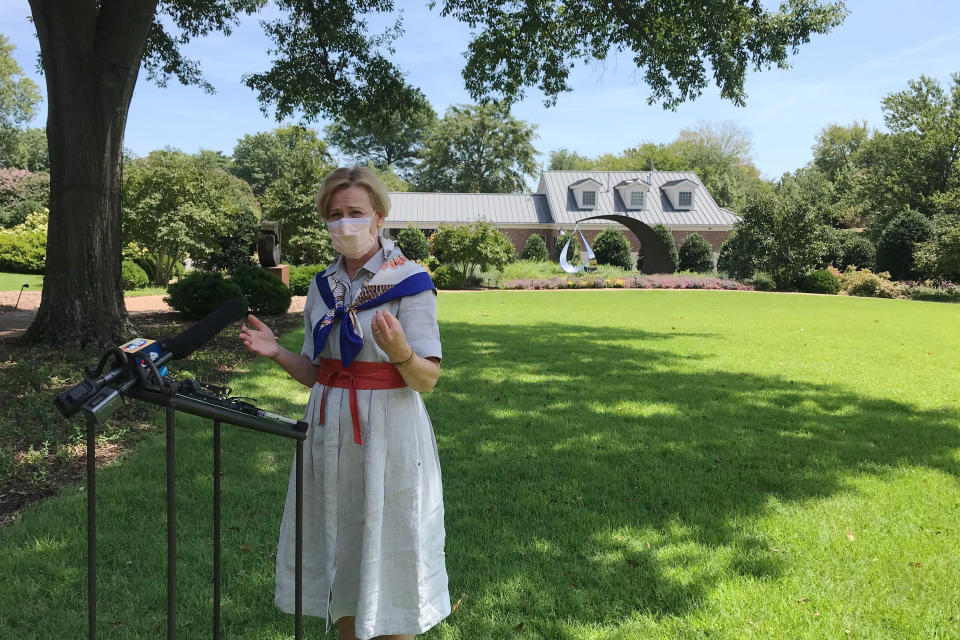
[391,349,415,368]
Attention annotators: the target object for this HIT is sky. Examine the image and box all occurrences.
[1,1,959,181]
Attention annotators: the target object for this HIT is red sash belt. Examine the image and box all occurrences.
[315,358,407,445]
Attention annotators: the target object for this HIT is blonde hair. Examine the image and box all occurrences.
[315,166,391,220]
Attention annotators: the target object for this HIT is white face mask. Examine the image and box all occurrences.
[327,217,378,259]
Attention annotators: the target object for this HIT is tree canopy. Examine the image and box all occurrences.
[23,0,849,345]
[414,103,538,193]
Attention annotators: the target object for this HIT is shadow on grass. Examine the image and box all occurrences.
[1,320,957,639]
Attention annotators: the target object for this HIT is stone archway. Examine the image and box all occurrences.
[577,215,673,274]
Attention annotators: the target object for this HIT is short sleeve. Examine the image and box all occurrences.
[300,282,318,360]
[397,289,442,360]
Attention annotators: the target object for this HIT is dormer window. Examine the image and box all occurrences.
[630,191,644,207]
[679,191,692,207]
[661,178,698,210]
[614,177,651,211]
[569,177,603,209]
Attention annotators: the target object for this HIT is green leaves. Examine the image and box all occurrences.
[414,103,538,194]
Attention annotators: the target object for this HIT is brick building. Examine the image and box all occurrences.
[383,170,737,262]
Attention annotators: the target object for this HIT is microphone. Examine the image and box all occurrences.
[161,298,247,360]
[54,298,248,419]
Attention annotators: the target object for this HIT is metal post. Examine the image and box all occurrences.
[213,420,221,640]
[166,405,177,640]
[87,414,97,640]
[295,439,303,640]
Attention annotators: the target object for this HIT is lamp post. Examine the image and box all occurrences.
[15,283,29,310]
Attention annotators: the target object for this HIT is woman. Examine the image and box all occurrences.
[240,167,450,640]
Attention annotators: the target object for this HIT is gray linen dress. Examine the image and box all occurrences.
[274,239,450,638]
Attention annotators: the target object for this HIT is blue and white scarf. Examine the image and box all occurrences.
[311,248,435,367]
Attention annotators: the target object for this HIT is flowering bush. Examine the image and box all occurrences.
[500,273,752,291]
[828,266,907,299]
[901,279,960,303]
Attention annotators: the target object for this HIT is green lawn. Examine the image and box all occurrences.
[0,272,43,291]
[2,290,958,639]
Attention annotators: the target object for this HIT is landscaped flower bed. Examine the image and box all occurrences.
[500,273,754,290]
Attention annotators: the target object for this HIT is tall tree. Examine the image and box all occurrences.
[0,34,43,168]
[231,125,331,198]
[414,102,538,193]
[324,87,436,175]
[23,0,848,345]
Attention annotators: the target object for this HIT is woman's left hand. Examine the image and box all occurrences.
[371,309,412,362]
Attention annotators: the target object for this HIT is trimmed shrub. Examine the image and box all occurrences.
[716,230,754,280]
[230,265,292,316]
[394,225,430,261]
[840,235,876,270]
[0,210,47,274]
[289,264,327,296]
[121,260,149,290]
[165,270,247,320]
[592,227,633,270]
[431,265,457,289]
[520,233,549,262]
[678,233,714,273]
[876,209,933,280]
[801,269,841,294]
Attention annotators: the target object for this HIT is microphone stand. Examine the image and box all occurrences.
[79,358,306,640]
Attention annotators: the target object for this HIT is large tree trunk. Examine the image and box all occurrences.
[25,0,158,347]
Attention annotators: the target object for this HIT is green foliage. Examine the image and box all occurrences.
[414,103,538,193]
[394,225,430,261]
[678,233,714,273]
[0,210,46,273]
[230,125,332,198]
[801,269,841,294]
[129,251,185,284]
[122,149,260,285]
[876,209,934,280]
[840,235,876,271]
[285,226,337,267]
[734,185,827,290]
[430,265,457,289]
[914,214,960,281]
[429,221,516,281]
[831,266,906,299]
[120,260,149,290]
[519,233,549,262]
[246,127,336,257]
[0,35,42,167]
[548,148,593,170]
[192,206,260,274]
[230,265,292,316]
[2,128,48,172]
[1,199,44,228]
[288,264,327,296]
[716,230,755,280]
[0,168,49,212]
[164,270,246,320]
[442,1,847,109]
[749,271,776,291]
[324,88,436,176]
[592,227,632,270]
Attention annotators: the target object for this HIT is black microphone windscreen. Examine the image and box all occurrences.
[163,298,247,360]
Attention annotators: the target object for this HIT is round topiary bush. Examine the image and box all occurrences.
[165,270,246,320]
[678,233,714,272]
[520,233,549,262]
[876,209,933,280]
[801,269,841,294]
[394,225,430,261]
[638,223,679,273]
[592,227,633,269]
[431,265,456,289]
[121,260,149,290]
[231,265,292,316]
[840,235,876,270]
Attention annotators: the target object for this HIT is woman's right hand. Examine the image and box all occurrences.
[239,314,280,359]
